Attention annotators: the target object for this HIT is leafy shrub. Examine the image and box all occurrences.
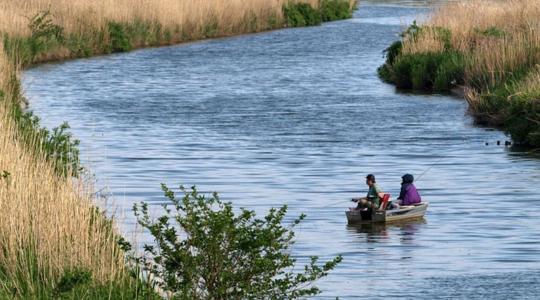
[65,33,94,57]
[381,49,465,92]
[3,10,64,65]
[320,0,353,22]
[202,18,219,38]
[54,268,92,295]
[384,40,402,65]
[107,21,132,53]
[9,106,81,177]
[433,52,465,92]
[283,2,322,27]
[131,185,342,299]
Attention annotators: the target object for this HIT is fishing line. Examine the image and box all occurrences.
[415,155,447,183]
[315,155,448,210]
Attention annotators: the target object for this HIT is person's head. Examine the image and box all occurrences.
[402,174,414,185]
[366,174,376,186]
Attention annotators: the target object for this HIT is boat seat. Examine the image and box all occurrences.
[379,194,390,210]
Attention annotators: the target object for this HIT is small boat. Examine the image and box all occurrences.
[346,202,429,224]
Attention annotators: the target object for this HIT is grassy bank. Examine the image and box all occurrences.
[1,0,356,66]
[0,0,356,298]
[378,0,540,148]
[0,51,156,299]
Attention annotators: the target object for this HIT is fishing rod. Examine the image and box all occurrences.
[415,155,447,183]
[317,155,448,209]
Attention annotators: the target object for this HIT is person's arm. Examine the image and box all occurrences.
[397,184,406,200]
[351,197,367,202]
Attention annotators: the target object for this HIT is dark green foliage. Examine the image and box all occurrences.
[65,33,94,57]
[266,12,279,30]
[202,18,219,38]
[28,10,64,53]
[472,72,540,148]
[384,40,402,65]
[9,105,81,177]
[2,10,64,66]
[378,22,464,92]
[320,0,353,22]
[382,51,465,92]
[107,21,132,53]
[283,2,322,27]
[164,28,173,44]
[432,52,465,91]
[0,61,80,177]
[244,11,259,32]
[401,20,420,39]
[283,0,354,28]
[54,268,92,295]
[131,185,342,299]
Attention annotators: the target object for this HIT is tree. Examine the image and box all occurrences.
[132,184,342,299]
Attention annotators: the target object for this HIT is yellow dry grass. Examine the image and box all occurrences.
[1,84,126,294]
[1,37,126,297]
[0,0,355,294]
[403,0,540,87]
[0,0,320,37]
[401,27,446,55]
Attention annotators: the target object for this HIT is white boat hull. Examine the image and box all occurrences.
[346,202,429,224]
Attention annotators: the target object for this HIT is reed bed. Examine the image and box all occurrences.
[0,112,125,297]
[380,0,540,147]
[0,0,356,297]
[1,49,137,296]
[0,0,318,36]
[0,0,356,64]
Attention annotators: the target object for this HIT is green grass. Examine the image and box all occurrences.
[379,50,465,92]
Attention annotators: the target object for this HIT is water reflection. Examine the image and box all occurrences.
[346,218,426,245]
[22,2,540,298]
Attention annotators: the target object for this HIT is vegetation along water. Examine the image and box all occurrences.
[378,0,540,148]
[2,0,540,299]
[1,0,355,298]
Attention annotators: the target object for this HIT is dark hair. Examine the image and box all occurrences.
[366,174,376,182]
[402,174,414,184]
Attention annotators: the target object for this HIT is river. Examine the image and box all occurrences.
[23,1,540,299]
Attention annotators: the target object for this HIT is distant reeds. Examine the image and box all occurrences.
[0,0,356,64]
[379,0,540,147]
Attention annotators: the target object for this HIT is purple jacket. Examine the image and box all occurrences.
[398,183,421,205]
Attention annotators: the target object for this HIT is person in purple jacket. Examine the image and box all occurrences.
[395,174,421,208]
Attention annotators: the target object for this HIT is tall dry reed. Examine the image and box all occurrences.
[0,0,356,296]
[0,0,320,37]
[0,39,131,297]
[405,0,540,87]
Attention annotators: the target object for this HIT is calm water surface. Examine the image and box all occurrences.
[23,1,540,298]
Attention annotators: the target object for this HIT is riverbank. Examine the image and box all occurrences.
[0,0,356,298]
[378,0,540,148]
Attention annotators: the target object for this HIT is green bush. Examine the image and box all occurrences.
[130,185,342,299]
[320,0,353,22]
[10,107,81,177]
[2,10,64,66]
[433,52,465,92]
[107,21,132,53]
[283,2,322,27]
[380,49,465,92]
